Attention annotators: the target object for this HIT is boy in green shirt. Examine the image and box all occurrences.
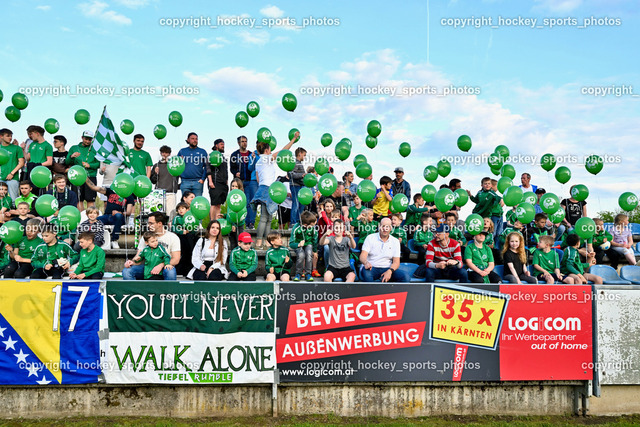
[25,125,53,196]
[533,235,574,284]
[4,219,43,278]
[0,182,13,222]
[414,214,434,263]
[70,232,106,280]
[592,217,615,264]
[0,128,25,200]
[8,181,37,218]
[172,202,189,234]
[130,232,172,280]
[348,194,365,229]
[464,231,502,283]
[445,212,466,246]
[354,208,377,247]
[405,193,431,238]
[469,177,501,218]
[391,213,410,261]
[561,234,603,285]
[289,211,318,281]
[265,231,292,281]
[31,224,79,279]
[229,232,258,281]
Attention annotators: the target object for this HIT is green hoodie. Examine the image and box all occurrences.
[32,240,79,269]
[75,245,106,277]
[65,143,100,177]
[470,189,501,218]
[265,246,292,274]
[561,246,589,275]
[289,223,318,252]
[229,246,258,275]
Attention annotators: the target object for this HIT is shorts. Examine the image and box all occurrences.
[209,185,228,206]
[328,266,354,281]
[268,271,291,280]
[537,272,561,282]
[74,176,98,203]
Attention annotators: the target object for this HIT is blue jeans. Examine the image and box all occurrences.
[98,213,125,241]
[0,180,19,201]
[359,266,411,282]
[491,215,503,239]
[424,266,469,283]
[180,178,203,197]
[290,184,302,225]
[243,180,258,227]
[123,263,177,280]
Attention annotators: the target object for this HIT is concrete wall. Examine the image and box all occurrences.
[589,385,640,415]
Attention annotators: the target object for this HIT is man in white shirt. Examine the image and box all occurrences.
[123,212,181,280]
[359,218,411,282]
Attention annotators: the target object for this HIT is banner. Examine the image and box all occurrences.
[103,281,276,384]
[276,283,592,382]
[0,281,101,385]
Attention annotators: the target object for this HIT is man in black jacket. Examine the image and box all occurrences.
[207,139,228,221]
[150,145,179,216]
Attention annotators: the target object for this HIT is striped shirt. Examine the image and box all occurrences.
[425,238,462,269]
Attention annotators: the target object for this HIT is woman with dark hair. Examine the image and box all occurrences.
[181,191,195,208]
[189,220,229,280]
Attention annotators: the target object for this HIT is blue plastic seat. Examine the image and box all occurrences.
[493,264,504,279]
[620,265,640,284]
[603,223,614,233]
[590,265,632,284]
[398,262,425,283]
[631,223,640,238]
[553,248,564,263]
[407,239,420,254]
[634,242,640,257]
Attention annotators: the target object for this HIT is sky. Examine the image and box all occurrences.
[1,0,639,217]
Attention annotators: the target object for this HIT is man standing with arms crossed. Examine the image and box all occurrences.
[178,132,208,198]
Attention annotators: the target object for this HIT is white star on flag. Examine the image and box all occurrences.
[26,363,40,377]
[36,376,51,385]
[3,336,17,351]
[0,326,6,337]
[14,349,29,364]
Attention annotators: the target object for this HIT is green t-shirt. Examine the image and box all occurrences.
[464,242,494,270]
[138,245,171,279]
[484,232,494,248]
[76,245,106,277]
[13,193,37,210]
[265,246,292,274]
[28,141,53,164]
[0,144,24,181]
[391,226,407,244]
[32,240,79,269]
[349,205,365,222]
[0,196,12,211]
[414,228,433,246]
[449,226,466,246]
[172,215,185,234]
[533,249,560,274]
[17,235,43,259]
[130,149,153,177]
[66,143,99,177]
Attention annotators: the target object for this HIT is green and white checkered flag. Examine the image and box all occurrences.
[91,106,131,168]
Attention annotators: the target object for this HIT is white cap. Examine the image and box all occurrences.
[82,130,94,139]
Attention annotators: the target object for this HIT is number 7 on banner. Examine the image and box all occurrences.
[51,285,90,332]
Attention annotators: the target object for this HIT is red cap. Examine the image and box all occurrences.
[238,232,253,243]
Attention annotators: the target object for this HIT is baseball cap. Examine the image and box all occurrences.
[435,224,449,233]
[479,230,490,236]
[394,167,404,173]
[82,130,94,139]
[238,232,253,243]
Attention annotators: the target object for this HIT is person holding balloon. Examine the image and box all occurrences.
[65,131,99,211]
[45,175,78,213]
[2,219,43,279]
[561,186,588,229]
[0,128,25,200]
[610,213,637,266]
[150,145,179,217]
[30,224,79,279]
[372,176,393,221]
[288,147,307,227]
[189,220,229,281]
[178,132,208,198]
[468,177,502,238]
[207,139,229,222]
[24,125,53,196]
[84,178,133,249]
[51,135,69,178]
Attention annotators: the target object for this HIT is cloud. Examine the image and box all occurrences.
[193,38,208,44]
[60,26,73,32]
[78,1,132,25]
[207,43,223,49]
[532,0,583,12]
[36,5,51,11]
[260,5,284,18]
[114,0,151,8]
[237,30,270,46]
[184,67,282,101]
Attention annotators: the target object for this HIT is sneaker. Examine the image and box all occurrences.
[306,274,313,282]
[311,270,321,277]
[111,241,120,249]
[293,274,301,282]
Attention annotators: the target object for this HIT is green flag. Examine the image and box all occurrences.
[91,106,131,168]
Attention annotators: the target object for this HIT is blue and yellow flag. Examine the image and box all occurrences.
[0,281,101,385]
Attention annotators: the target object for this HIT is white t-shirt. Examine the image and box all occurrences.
[137,230,181,256]
[362,233,401,269]
[256,154,277,187]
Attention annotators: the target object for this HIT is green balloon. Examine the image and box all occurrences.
[298,187,314,205]
[571,184,589,202]
[541,153,556,172]
[619,192,638,211]
[74,109,90,125]
[5,106,21,122]
[548,208,565,225]
[340,138,352,149]
[497,177,513,194]
[335,141,351,161]
[288,128,300,143]
[540,193,560,214]
[437,160,451,178]
[500,164,516,180]
[367,120,382,138]
[353,154,367,168]
[457,135,472,152]
[120,119,134,135]
[67,165,87,186]
[183,210,199,232]
[465,214,484,235]
[269,181,287,204]
[235,111,249,128]
[246,101,260,118]
[490,165,502,176]
[503,186,523,207]
[58,206,81,232]
[227,208,247,224]
[191,196,210,220]
[515,202,535,224]
[434,188,455,213]
[321,133,333,147]
[488,153,503,170]
[0,89,3,102]
[453,188,469,207]
[356,163,372,179]
[318,173,338,197]
[112,173,135,197]
[494,145,510,160]
[269,135,277,151]
[424,165,438,183]
[315,158,330,176]
[0,148,9,166]
[168,111,183,127]
[399,142,411,158]
[282,93,297,112]
[421,184,436,203]
[11,93,28,110]
[30,165,52,188]
[218,217,232,236]
[555,166,571,184]
[35,194,59,217]
[209,151,223,167]
[575,217,597,240]
[227,189,247,212]
[257,127,272,143]
[0,220,23,244]
[154,124,167,140]
[585,154,604,175]
[133,175,153,198]
[392,194,409,212]
[167,156,185,177]
[44,118,59,134]
[522,191,537,205]
[365,135,378,149]
[276,149,296,172]
[303,173,317,188]
[357,180,377,203]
